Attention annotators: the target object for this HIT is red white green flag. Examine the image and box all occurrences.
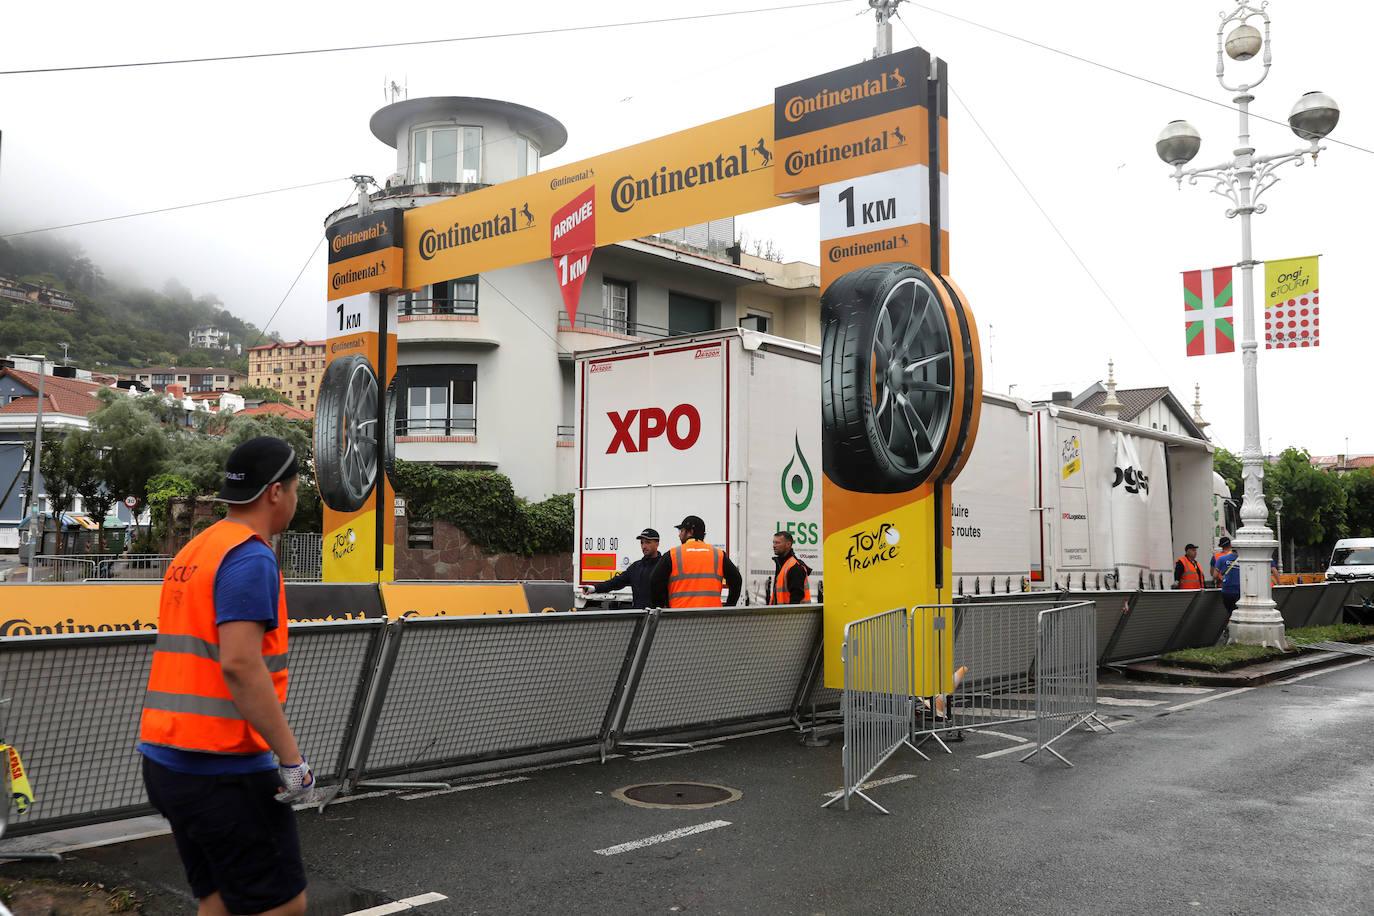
[1183,266,1236,357]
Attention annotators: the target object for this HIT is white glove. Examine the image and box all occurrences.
[274,759,317,804]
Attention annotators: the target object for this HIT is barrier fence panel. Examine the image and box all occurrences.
[91,556,172,581]
[282,620,387,782]
[350,611,645,781]
[1275,584,1323,630]
[26,556,97,583]
[1020,602,1110,767]
[616,606,821,743]
[0,620,387,837]
[0,632,154,835]
[1165,589,1230,651]
[1305,582,1351,628]
[277,533,323,582]
[822,608,913,814]
[1100,591,1198,664]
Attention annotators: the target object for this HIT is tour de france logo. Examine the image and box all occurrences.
[845,522,901,573]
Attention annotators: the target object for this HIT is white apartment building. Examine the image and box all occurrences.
[324,96,820,501]
[188,325,227,350]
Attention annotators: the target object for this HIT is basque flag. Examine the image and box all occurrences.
[1183,266,1236,357]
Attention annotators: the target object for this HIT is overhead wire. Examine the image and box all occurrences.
[0,1,851,77]
[897,16,1169,374]
[903,1,1374,158]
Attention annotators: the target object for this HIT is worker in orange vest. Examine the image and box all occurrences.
[769,531,813,604]
[1173,543,1205,590]
[137,437,313,916]
[649,515,742,608]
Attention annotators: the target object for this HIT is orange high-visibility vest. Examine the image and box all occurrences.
[771,555,812,605]
[139,519,288,756]
[667,540,726,608]
[1176,555,1204,590]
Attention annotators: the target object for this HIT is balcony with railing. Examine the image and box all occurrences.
[394,416,496,466]
[397,296,499,347]
[556,310,673,353]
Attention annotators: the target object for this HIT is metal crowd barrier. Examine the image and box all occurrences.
[347,612,645,782]
[613,606,821,744]
[92,557,173,581]
[0,620,385,837]
[1164,589,1230,651]
[1100,590,1198,664]
[821,608,915,814]
[25,556,97,583]
[1020,602,1111,766]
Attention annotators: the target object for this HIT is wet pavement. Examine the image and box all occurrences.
[6,660,1374,915]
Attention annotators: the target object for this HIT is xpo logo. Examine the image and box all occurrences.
[607,405,701,454]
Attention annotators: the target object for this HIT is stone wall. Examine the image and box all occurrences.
[395,516,571,581]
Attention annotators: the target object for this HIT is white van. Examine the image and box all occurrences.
[1326,538,1374,580]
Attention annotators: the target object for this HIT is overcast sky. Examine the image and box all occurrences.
[1,1,1367,456]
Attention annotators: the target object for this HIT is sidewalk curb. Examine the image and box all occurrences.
[1120,650,1355,688]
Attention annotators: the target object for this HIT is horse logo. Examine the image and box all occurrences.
[520,203,534,227]
[752,137,773,167]
[891,67,906,88]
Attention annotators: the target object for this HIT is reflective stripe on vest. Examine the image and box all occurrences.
[668,541,725,608]
[770,555,812,605]
[139,519,289,756]
[1176,556,1204,590]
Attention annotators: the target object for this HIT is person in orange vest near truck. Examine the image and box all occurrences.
[649,515,742,608]
[137,437,315,916]
[1173,543,1205,590]
[769,531,813,604]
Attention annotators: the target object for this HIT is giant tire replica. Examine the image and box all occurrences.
[822,262,979,494]
[315,354,380,512]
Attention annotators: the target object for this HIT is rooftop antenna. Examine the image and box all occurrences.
[384,78,407,105]
[868,0,904,58]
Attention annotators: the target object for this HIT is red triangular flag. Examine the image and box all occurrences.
[550,186,595,326]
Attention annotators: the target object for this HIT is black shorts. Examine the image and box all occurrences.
[142,756,306,913]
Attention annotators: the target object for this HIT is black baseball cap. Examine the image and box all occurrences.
[1219,537,1232,547]
[219,436,298,504]
[1185,543,1199,550]
[637,528,661,541]
[676,515,706,537]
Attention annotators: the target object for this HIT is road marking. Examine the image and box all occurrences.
[1276,657,1372,684]
[631,744,723,762]
[1097,696,1166,708]
[400,777,530,800]
[595,820,731,856]
[342,892,448,915]
[978,743,1038,760]
[822,773,917,798]
[1166,687,1253,712]
[975,729,1029,743]
[292,789,397,811]
[1100,683,1212,695]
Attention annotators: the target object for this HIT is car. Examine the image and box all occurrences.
[1325,537,1374,580]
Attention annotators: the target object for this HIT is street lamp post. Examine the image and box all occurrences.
[1155,2,1339,646]
[1273,496,1284,574]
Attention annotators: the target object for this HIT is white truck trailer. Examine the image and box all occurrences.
[575,330,1219,602]
[574,329,822,605]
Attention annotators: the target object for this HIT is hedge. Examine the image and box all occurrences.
[391,461,573,556]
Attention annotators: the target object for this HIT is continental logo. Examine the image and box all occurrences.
[330,339,364,354]
[784,126,905,177]
[784,67,906,124]
[331,258,389,291]
[1,617,157,636]
[418,205,535,260]
[611,142,770,214]
[827,232,910,263]
[331,219,390,254]
[550,168,594,191]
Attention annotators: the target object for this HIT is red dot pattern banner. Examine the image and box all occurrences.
[1265,289,1319,349]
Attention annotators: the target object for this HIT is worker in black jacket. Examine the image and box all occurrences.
[769,531,813,604]
[580,528,662,609]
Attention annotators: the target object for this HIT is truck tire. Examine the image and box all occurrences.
[315,354,379,512]
[383,373,398,485]
[822,263,954,493]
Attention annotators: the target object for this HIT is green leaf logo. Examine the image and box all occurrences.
[781,433,814,512]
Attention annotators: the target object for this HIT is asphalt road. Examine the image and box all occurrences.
[9,661,1374,915]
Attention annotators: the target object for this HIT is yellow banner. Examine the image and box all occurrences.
[1264,255,1320,349]
[1264,255,1319,306]
[4,745,34,814]
[0,583,161,636]
[378,582,531,618]
[403,106,782,290]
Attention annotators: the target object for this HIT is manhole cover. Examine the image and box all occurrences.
[613,782,741,810]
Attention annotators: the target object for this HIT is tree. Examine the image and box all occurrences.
[1214,447,1243,499]
[1263,448,1346,549]
[239,385,293,405]
[64,429,119,550]
[90,396,169,508]
[33,434,78,554]
[1341,469,1374,539]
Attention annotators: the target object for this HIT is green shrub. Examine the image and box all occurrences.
[391,461,573,556]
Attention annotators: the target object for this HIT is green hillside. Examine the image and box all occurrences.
[0,235,271,372]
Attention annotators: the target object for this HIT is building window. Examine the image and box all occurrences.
[411,124,482,183]
[397,365,477,436]
[740,312,771,334]
[400,276,478,316]
[602,279,631,334]
[516,136,540,177]
[669,291,718,334]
